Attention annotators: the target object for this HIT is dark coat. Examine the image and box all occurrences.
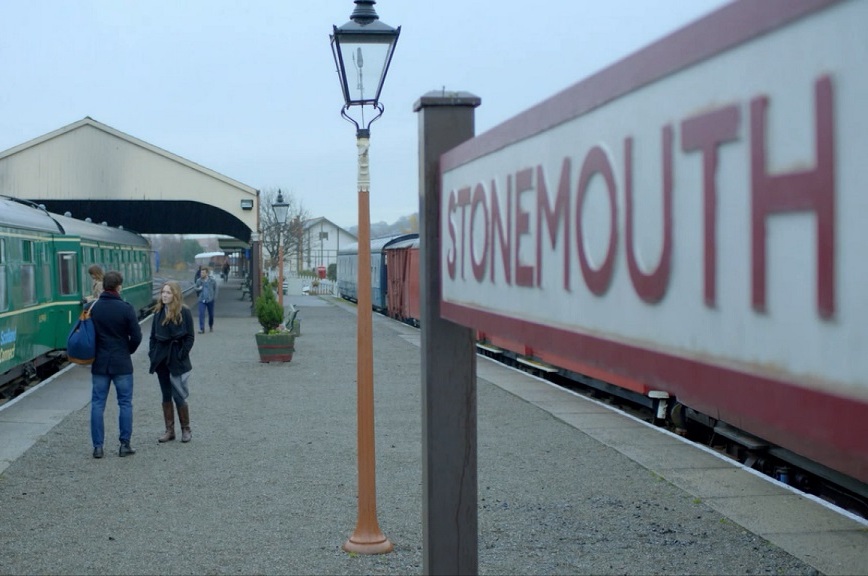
[149,306,195,376]
[90,291,142,376]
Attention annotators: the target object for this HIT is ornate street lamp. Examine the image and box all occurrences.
[272,190,290,309]
[330,0,400,556]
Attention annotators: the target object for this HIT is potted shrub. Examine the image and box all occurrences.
[254,279,295,363]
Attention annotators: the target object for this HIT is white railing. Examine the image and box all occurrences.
[268,269,336,296]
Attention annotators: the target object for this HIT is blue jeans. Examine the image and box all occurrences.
[198,300,214,331]
[91,373,134,447]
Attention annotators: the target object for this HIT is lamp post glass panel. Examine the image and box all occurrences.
[272,190,290,309]
[330,0,399,556]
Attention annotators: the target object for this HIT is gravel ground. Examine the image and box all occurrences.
[0,290,818,575]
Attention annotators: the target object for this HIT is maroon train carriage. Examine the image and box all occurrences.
[385,237,420,327]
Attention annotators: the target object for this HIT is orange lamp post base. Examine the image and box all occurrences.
[343,532,394,555]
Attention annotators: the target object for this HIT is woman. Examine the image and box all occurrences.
[86,264,104,303]
[148,281,195,443]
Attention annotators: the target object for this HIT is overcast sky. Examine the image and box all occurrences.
[1,0,730,230]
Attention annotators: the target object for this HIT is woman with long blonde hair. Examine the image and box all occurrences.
[86,264,104,302]
[148,281,195,443]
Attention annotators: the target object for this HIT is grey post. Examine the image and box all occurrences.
[414,90,482,575]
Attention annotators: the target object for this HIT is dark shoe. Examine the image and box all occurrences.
[118,443,136,457]
[209,326,213,332]
[93,446,104,459]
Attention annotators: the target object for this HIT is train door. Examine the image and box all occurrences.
[51,237,84,349]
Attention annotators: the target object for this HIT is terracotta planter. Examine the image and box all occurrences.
[255,332,296,363]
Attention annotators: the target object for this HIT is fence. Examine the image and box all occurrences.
[267,270,336,297]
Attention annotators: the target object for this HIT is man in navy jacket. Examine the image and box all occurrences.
[89,270,143,458]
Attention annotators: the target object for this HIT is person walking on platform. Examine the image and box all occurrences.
[194,266,217,334]
[89,270,142,459]
[148,281,195,443]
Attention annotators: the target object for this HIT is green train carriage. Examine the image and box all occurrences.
[0,197,153,389]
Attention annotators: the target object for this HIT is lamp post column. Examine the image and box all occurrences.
[272,190,290,311]
[344,128,392,554]
[277,228,284,309]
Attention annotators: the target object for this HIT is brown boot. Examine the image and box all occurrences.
[158,402,175,442]
[178,404,192,443]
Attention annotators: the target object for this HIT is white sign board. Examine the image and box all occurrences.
[439,0,867,480]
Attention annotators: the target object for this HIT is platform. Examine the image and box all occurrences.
[0,277,866,575]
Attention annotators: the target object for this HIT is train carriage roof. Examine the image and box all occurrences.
[0,197,63,234]
[0,197,149,247]
[338,233,419,256]
[384,237,420,250]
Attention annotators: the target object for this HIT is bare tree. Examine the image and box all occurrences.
[259,187,309,272]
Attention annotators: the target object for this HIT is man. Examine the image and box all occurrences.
[89,270,143,458]
[194,266,218,333]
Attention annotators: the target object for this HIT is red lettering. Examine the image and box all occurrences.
[456,186,472,280]
[624,127,673,304]
[681,105,741,307]
[490,179,512,285]
[470,183,489,281]
[576,146,617,296]
[536,159,571,291]
[514,168,534,287]
[446,190,457,279]
[751,76,835,319]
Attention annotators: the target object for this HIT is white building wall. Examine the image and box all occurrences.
[301,219,356,272]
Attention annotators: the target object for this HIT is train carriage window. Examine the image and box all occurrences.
[0,265,6,311]
[57,252,78,295]
[41,261,51,301]
[0,239,5,310]
[21,264,36,306]
[18,240,36,305]
[39,243,51,301]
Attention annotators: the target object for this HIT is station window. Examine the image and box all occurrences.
[57,252,78,295]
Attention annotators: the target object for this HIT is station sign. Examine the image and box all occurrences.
[439,0,866,407]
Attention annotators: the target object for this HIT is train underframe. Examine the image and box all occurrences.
[0,351,67,405]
